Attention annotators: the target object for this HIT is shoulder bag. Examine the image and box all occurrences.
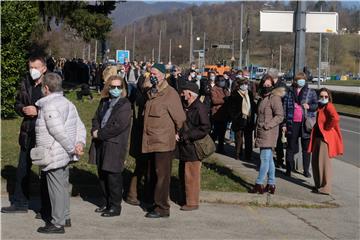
[194,134,216,160]
[30,141,55,166]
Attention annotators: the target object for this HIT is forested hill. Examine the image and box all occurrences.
[109,1,359,74]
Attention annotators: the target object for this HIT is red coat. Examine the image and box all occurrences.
[308,102,344,158]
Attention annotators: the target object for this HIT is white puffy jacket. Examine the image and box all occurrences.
[35,92,86,171]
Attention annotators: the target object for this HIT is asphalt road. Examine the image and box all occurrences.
[338,115,360,167]
[308,83,360,93]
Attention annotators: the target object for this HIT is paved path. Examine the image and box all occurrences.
[1,150,359,239]
[308,83,360,94]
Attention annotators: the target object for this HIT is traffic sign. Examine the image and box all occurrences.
[211,44,231,49]
[116,50,130,64]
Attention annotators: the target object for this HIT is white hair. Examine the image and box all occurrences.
[189,91,198,99]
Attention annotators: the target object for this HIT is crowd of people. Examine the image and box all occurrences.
[1,54,344,234]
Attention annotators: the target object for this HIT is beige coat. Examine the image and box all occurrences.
[255,88,284,148]
[142,80,186,153]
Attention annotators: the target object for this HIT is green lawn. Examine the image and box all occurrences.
[322,80,360,86]
[1,89,246,192]
[334,104,360,117]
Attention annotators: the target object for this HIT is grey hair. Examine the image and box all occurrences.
[189,91,199,99]
[268,68,279,79]
[43,73,63,93]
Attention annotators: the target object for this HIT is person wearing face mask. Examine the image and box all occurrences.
[188,70,197,82]
[268,68,288,169]
[249,74,284,194]
[198,71,215,111]
[141,63,186,218]
[211,76,230,153]
[177,82,211,211]
[2,55,49,216]
[282,72,318,178]
[228,77,256,161]
[89,75,132,217]
[307,88,343,195]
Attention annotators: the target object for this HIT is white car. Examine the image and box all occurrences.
[312,77,324,83]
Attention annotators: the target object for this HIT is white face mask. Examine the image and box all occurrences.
[240,84,248,91]
[30,68,42,80]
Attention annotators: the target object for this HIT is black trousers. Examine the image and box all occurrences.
[234,128,253,160]
[98,168,123,210]
[275,125,284,164]
[211,121,227,152]
[285,122,311,174]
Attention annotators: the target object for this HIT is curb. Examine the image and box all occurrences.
[338,111,360,119]
[1,181,338,209]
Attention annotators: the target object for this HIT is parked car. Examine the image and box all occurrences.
[312,76,324,83]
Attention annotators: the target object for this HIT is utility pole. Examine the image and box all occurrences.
[124,36,127,50]
[317,5,323,89]
[158,29,162,63]
[232,27,235,59]
[88,42,91,61]
[169,38,172,64]
[239,2,244,68]
[203,32,206,67]
[189,14,194,64]
[94,40,98,63]
[279,45,282,73]
[132,24,136,61]
[151,48,154,62]
[293,1,307,76]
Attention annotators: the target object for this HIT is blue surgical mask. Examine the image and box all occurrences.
[297,79,306,87]
[109,87,122,98]
[318,98,329,105]
[196,75,202,81]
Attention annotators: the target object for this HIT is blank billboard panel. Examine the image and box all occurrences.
[260,11,294,32]
[306,12,338,33]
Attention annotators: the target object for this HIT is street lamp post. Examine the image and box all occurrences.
[239,2,244,68]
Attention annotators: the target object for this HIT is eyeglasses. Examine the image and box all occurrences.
[319,95,329,99]
[110,85,121,90]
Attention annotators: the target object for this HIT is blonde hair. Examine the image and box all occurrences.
[101,75,127,98]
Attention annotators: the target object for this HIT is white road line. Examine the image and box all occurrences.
[341,128,360,134]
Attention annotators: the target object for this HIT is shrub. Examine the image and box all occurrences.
[1,2,39,118]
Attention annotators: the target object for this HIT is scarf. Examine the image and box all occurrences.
[101,97,120,128]
[238,89,250,117]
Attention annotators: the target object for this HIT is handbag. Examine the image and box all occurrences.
[30,142,55,166]
[304,90,316,132]
[193,134,216,160]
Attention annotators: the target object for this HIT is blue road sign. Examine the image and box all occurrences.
[116,50,130,64]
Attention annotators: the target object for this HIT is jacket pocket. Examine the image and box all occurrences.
[148,104,166,118]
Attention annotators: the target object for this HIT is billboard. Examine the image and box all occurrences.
[260,11,294,32]
[305,12,338,33]
[116,50,130,64]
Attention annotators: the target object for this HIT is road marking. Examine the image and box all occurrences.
[341,128,360,134]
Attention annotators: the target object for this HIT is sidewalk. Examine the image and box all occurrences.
[1,147,359,239]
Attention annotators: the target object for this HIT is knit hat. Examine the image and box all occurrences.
[151,63,166,74]
[181,81,199,95]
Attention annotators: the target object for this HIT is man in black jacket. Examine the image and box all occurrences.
[2,55,48,214]
[177,82,211,211]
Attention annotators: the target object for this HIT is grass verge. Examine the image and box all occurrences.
[334,103,360,117]
[321,80,360,86]
[1,89,246,193]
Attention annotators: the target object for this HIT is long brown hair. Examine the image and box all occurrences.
[319,87,333,102]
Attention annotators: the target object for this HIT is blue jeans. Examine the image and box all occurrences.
[256,148,275,185]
